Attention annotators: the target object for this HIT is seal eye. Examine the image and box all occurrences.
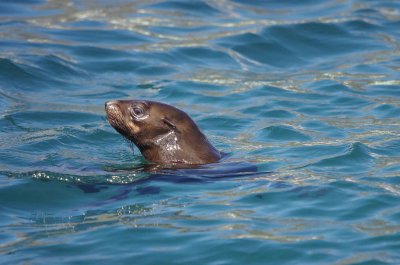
[130,106,146,119]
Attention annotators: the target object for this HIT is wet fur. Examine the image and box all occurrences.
[105,100,221,165]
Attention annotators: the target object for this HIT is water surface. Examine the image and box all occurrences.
[1,0,400,264]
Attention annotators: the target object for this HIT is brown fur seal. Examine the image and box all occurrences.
[105,99,221,165]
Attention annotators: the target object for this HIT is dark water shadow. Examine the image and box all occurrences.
[83,161,267,206]
[2,160,269,207]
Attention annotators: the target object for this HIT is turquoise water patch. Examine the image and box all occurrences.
[257,125,311,142]
[305,142,375,173]
[145,1,220,16]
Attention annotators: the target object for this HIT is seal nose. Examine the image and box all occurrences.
[105,100,117,110]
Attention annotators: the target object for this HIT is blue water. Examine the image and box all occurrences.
[1,0,400,264]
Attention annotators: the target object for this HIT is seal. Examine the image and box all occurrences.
[105,99,221,165]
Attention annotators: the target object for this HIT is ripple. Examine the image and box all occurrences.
[300,121,346,138]
[145,1,220,16]
[171,47,238,68]
[330,96,371,108]
[71,46,132,58]
[372,104,400,118]
[3,110,100,129]
[370,139,400,157]
[43,28,151,45]
[0,58,45,87]
[257,125,311,142]
[261,110,296,119]
[0,0,52,17]
[82,59,143,73]
[198,115,251,135]
[306,80,356,94]
[262,21,383,60]
[0,57,74,90]
[35,54,87,79]
[216,33,304,68]
[306,142,375,173]
[134,65,176,76]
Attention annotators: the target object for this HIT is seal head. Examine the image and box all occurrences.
[105,99,221,165]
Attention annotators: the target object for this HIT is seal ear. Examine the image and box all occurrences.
[162,117,180,133]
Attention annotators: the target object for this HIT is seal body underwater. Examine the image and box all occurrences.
[105,99,221,165]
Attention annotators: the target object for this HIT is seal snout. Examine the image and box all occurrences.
[105,100,118,110]
[105,100,122,124]
[105,100,122,116]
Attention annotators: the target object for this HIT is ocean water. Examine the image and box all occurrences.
[1,0,400,264]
